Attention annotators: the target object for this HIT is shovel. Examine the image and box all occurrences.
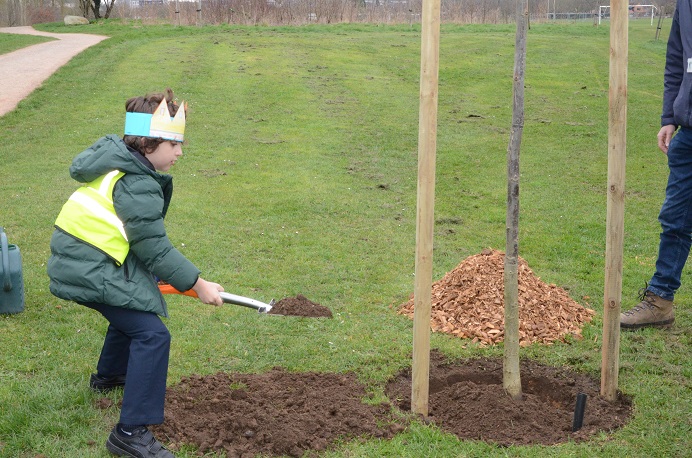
[158,284,275,313]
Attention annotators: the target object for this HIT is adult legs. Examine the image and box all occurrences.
[621,128,692,329]
[648,127,692,300]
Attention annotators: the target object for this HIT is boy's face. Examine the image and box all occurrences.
[148,141,183,172]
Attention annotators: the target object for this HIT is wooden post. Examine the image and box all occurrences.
[655,6,664,41]
[601,0,628,402]
[411,0,441,417]
[175,0,180,27]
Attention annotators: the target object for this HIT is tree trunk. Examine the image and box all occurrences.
[92,0,101,19]
[102,0,116,19]
[503,0,528,402]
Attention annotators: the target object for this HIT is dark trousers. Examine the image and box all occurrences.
[650,127,692,300]
[83,302,170,425]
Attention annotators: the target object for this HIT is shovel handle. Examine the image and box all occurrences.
[158,283,274,313]
[158,284,198,297]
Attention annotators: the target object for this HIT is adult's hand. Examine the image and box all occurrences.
[658,124,676,154]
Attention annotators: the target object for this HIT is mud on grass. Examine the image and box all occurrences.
[268,295,332,318]
[385,350,633,446]
[153,369,404,457]
[149,350,632,457]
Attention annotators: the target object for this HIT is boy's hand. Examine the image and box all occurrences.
[191,278,224,306]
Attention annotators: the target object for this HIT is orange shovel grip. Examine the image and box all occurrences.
[158,284,198,298]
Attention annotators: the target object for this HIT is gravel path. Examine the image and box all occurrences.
[0,26,108,116]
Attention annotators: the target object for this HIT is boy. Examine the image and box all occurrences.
[48,89,223,458]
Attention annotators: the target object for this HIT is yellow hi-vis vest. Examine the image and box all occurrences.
[54,170,129,266]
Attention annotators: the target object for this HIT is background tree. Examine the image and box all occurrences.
[78,0,89,17]
[100,0,116,18]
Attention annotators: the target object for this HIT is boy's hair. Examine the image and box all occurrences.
[123,88,186,154]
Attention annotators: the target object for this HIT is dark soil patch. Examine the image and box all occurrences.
[386,350,633,446]
[268,295,332,318]
[153,369,403,457]
[152,351,632,457]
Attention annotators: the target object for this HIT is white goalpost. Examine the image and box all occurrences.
[599,4,657,26]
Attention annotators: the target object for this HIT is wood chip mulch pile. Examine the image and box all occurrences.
[398,249,595,347]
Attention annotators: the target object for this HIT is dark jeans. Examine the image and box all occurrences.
[649,127,692,301]
[83,302,170,425]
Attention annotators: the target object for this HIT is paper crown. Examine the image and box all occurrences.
[124,99,186,142]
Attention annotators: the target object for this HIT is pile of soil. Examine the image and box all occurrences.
[152,369,403,457]
[143,352,632,456]
[385,350,633,446]
[268,294,332,318]
[399,249,595,346]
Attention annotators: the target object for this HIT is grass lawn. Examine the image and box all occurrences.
[0,32,53,54]
[0,18,689,457]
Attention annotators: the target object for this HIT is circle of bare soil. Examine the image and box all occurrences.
[152,369,404,457]
[268,295,332,318]
[386,350,633,446]
[151,352,632,457]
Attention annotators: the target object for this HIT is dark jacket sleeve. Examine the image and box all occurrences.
[113,175,200,292]
[662,5,683,127]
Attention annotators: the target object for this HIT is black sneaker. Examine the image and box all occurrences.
[106,425,174,458]
[90,373,126,392]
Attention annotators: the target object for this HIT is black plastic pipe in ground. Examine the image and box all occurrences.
[572,393,588,432]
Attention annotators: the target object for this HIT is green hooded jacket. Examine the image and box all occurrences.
[47,135,200,317]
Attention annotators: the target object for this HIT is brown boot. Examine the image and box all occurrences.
[620,290,674,330]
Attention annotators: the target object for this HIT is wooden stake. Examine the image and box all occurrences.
[411,0,441,418]
[175,0,180,27]
[655,6,665,41]
[601,0,628,402]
